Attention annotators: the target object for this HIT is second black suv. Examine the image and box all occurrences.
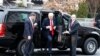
[95,13,100,28]
[0,9,100,55]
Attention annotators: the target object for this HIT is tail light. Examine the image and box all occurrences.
[0,24,6,37]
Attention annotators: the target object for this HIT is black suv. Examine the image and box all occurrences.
[0,9,100,55]
[95,13,100,28]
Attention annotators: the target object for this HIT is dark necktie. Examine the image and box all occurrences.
[69,20,72,31]
[69,20,75,31]
[71,21,74,27]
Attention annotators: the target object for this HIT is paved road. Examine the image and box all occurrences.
[33,48,100,56]
[0,48,100,56]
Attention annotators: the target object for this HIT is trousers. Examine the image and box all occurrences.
[70,35,77,56]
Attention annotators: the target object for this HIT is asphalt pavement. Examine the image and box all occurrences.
[33,48,100,56]
[0,48,100,56]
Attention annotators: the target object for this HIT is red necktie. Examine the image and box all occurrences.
[50,19,54,36]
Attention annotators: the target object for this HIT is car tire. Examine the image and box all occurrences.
[82,38,98,55]
[16,39,34,56]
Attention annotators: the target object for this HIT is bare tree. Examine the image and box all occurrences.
[44,0,67,13]
[86,0,100,17]
[43,0,85,13]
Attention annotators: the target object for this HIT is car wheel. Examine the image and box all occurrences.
[82,38,98,55]
[16,39,34,56]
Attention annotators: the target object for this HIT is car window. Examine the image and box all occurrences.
[6,11,40,23]
[63,19,68,29]
[21,13,28,20]
[6,11,31,22]
[62,14,71,30]
[0,11,5,23]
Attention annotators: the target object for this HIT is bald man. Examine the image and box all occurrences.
[68,14,80,56]
[42,13,57,56]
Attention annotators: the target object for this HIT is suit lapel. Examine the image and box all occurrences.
[28,18,34,30]
[53,18,55,26]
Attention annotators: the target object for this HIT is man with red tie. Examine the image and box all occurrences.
[42,13,57,56]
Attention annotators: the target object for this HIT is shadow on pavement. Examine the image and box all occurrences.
[33,50,84,56]
[0,50,84,56]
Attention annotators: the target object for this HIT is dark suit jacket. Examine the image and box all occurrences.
[68,20,80,35]
[42,18,57,35]
[23,18,37,38]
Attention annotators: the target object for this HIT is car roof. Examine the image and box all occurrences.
[5,9,40,13]
[2,8,56,13]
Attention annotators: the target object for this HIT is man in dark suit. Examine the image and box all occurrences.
[69,14,80,56]
[42,13,57,56]
[63,14,80,56]
[23,13,38,56]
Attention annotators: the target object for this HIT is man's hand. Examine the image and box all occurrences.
[34,23,37,27]
[54,26,56,29]
[46,26,50,29]
[28,36,31,40]
[63,30,69,34]
[46,26,56,30]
